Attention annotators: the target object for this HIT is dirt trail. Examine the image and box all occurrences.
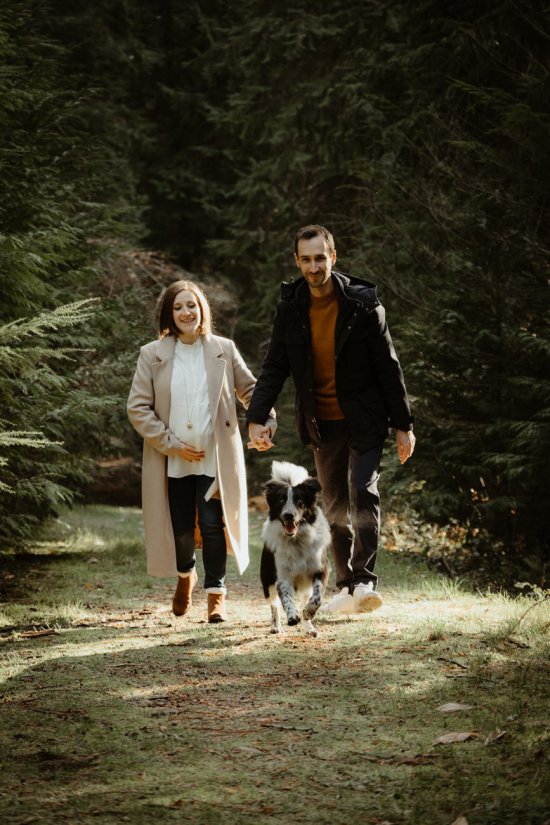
[0,506,548,825]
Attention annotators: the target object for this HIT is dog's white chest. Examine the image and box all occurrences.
[262,518,328,577]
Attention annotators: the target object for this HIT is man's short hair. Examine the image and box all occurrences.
[294,224,336,256]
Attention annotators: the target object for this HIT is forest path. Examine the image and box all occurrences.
[0,505,548,825]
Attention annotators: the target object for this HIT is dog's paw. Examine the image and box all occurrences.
[304,619,318,637]
[287,614,301,626]
[303,604,319,620]
[270,624,285,634]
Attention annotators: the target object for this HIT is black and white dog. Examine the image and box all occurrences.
[260,461,330,636]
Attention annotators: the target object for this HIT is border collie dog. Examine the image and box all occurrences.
[260,461,330,636]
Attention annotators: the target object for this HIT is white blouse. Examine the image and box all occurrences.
[167,338,216,479]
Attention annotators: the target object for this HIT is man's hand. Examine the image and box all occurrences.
[247,422,274,452]
[396,429,416,464]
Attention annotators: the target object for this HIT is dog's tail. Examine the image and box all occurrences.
[271,461,309,487]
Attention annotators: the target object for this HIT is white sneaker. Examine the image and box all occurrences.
[320,587,356,614]
[353,582,383,613]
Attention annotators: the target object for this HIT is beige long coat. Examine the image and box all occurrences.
[127,334,275,578]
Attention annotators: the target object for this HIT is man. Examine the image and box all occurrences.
[247,224,415,614]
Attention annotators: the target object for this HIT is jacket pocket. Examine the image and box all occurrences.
[357,389,390,432]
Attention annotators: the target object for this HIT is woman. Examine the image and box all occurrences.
[127,280,275,623]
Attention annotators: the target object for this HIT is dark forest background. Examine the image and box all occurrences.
[1,0,548,586]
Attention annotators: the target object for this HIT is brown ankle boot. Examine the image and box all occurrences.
[207,592,227,623]
[172,569,197,616]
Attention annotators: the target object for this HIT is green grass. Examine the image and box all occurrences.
[1,505,549,825]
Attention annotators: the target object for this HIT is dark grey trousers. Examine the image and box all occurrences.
[313,419,383,592]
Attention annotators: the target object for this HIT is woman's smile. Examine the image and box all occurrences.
[173,290,202,341]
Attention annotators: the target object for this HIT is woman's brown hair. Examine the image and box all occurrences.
[158,280,212,338]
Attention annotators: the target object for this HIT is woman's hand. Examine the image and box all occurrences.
[177,442,206,462]
[247,423,274,451]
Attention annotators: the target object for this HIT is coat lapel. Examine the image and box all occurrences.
[203,334,226,422]
[155,335,177,361]
[152,336,176,424]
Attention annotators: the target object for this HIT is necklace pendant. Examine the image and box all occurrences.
[187,421,193,429]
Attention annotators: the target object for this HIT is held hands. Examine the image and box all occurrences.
[396,429,416,464]
[177,443,206,462]
[247,422,274,452]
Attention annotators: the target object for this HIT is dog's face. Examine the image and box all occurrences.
[264,477,322,538]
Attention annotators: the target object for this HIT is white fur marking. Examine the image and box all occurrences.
[271,460,309,487]
[262,462,330,637]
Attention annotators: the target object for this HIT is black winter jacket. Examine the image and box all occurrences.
[246,271,414,451]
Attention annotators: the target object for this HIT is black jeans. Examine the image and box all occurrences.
[313,420,383,592]
[167,474,227,590]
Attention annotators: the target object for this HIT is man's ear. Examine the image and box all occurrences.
[294,253,300,268]
[331,249,337,265]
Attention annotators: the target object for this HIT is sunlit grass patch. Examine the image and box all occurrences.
[32,505,144,553]
[1,504,549,825]
[25,530,108,556]
[0,600,97,635]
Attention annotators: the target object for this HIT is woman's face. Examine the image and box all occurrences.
[172,290,202,340]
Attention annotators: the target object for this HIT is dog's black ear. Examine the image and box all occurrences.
[263,480,288,507]
[264,479,286,496]
[294,477,322,523]
[294,477,321,506]
[302,477,321,494]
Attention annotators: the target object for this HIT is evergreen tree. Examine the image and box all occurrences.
[0,0,547,580]
[0,300,101,543]
[343,1,550,579]
[0,2,143,544]
[142,0,549,578]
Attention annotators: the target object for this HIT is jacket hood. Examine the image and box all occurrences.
[280,270,378,308]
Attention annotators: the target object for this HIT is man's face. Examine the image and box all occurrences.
[294,235,336,293]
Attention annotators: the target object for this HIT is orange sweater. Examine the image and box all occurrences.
[309,292,344,420]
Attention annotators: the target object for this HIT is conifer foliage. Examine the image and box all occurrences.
[141,0,549,580]
[0,2,142,544]
[0,0,548,581]
[0,300,100,542]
